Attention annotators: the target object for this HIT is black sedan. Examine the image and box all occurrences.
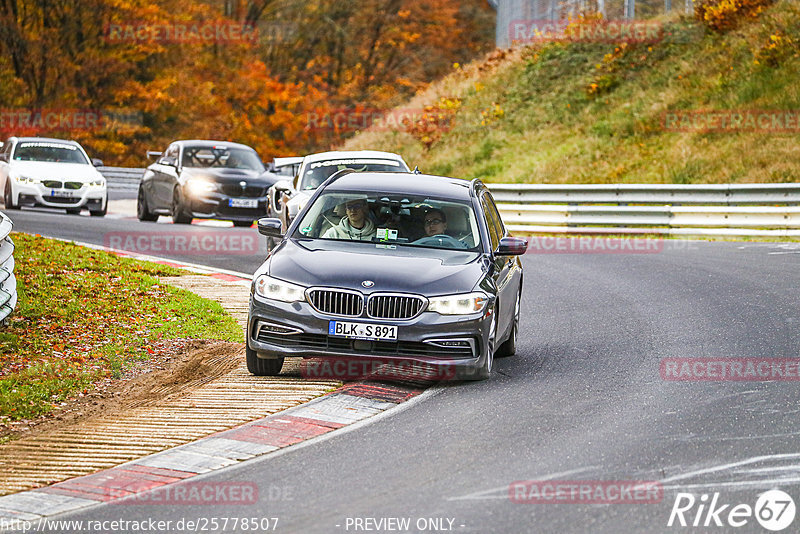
[136,140,271,226]
[246,170,527,380]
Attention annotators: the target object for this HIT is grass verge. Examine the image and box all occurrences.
[0,232,243,422]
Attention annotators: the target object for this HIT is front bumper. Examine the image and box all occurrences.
[186,192,268,222]
[247,292,493,380]
[16,181,106,209]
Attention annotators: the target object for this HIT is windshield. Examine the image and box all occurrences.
[299,158,408,190]
[13,142,89,164]
[182,145,264,171]
[293,191,480,251]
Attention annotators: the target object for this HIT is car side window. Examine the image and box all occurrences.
[480,194,500,251]
[2,140,12,161]
[484,193,506,241]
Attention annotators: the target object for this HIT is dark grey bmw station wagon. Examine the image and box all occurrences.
[247,171,527,380]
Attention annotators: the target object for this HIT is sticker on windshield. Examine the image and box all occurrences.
[301,226,313,235]
[18,142,76,150]
[309,159,401,169]
[376,228,398,241]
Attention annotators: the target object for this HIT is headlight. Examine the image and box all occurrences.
[89,178,105,187]
[187,179,217,195]
[427,292,489,315]
[254,275,306,302]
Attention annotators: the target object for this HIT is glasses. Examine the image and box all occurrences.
[345,203,365,211]
[424,218,443,225]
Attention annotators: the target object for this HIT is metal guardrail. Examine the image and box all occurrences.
[100,167,142,193]
[0,213,17,322]
[489,184,800,237]
[97,167,800,237]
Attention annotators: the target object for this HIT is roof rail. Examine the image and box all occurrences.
[469,178,484,197]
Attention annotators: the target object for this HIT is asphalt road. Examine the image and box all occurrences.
[7,205,267,275]
[9,207,800,533]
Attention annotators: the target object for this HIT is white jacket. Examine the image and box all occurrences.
[322,217,376,241]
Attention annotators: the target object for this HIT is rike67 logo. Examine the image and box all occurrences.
[668,490,796,531]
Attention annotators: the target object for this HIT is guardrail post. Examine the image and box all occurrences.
[0,212,17,323]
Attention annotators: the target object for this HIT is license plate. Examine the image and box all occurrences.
[329,321,398,341]
[229,198,258,208]
[50,190,75,198]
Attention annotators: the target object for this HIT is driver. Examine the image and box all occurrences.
[226,153,242,168]
[423,208,448,237]
[322,198,376,241]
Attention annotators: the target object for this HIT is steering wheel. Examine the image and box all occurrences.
[412,234,465,248]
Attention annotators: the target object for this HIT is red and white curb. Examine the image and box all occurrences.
[0,383,429,522]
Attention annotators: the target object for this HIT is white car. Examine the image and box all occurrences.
[0,137,108,216]
[267,150,410,233]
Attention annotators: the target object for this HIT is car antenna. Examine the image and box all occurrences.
[413,166,421,174]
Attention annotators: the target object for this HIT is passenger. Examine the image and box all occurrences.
[423,208,449,237]
[322,198,376,241]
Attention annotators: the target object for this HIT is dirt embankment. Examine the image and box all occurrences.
[1,340,243,441]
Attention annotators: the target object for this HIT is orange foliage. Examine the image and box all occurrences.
[0,0,493,164]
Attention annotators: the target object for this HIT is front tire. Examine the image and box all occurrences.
[466,313,497,381]
[246,345,284,376]
[496,292,520,358]
[3,181,19,210]
[137,187,158,222]
[90,196,108,217]
[171,187,192,224]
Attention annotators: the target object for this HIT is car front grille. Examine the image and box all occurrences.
[255,330,475,359]
[367,294,426,320]
[64,181,83,190]
[308,289,363,317]
[221,184,266,198]
[45,197,79,205]
[42,180,62,189]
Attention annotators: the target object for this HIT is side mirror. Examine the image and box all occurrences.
[495,236,528,256]
[158,156,177,167]
[258,217,284,238]
[92,158,104,167]
[146,151,163,161]
[0,154,7,163]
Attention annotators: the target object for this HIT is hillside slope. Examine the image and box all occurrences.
[344,1,800,184]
